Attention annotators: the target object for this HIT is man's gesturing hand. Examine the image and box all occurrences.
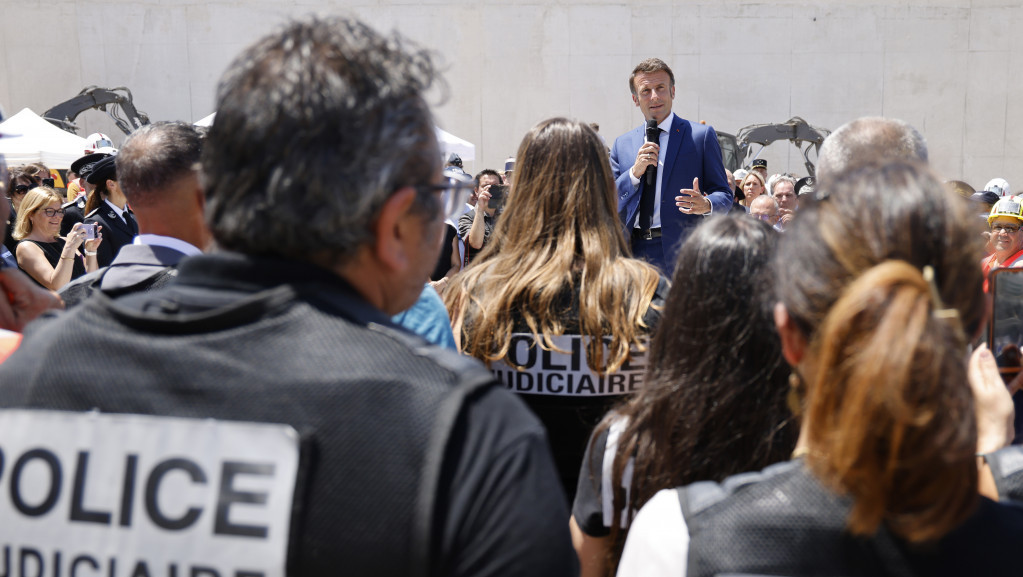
[676,178,711,215]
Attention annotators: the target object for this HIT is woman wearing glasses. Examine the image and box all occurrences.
[445,118,668,498]
[13,187,102,290]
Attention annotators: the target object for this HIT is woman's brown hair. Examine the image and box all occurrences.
[776,160,985,543]
[84,181,110,215]
[445,117,660,373]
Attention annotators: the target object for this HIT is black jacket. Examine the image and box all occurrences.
[83,203,138,267]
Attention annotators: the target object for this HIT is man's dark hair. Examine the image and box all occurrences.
[202,16,441,264]
[116,122,202,206]
[474,169,502,190]
[629,58,675,95]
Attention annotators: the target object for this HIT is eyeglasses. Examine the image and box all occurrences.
[417,168,475,222]
[41,208,65,218]
[991,223,1022,234]
[12,184,29,196]
[752,213,776,222]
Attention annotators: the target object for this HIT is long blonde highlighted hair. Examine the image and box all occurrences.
[445,118,661,373]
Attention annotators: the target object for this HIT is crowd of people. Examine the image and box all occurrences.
[0,14,1023,577]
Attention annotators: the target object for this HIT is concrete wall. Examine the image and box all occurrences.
[1,0,1020,190]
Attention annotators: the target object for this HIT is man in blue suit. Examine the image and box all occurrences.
[611,58,733,275]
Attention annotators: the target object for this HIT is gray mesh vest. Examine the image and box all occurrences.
[0,276,494,577]
[678,461,924,577]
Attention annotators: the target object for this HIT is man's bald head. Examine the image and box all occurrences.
[816,117,927,185]
[749,194,779,226]
[116,122,202,207]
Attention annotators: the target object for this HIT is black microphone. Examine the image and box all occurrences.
[644,119,659,187]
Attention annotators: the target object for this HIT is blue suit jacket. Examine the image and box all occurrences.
[611,114,733,273]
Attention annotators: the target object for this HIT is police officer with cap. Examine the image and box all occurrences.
[82,155,137,267]
[750,158,768,179]
[61,152,111,236]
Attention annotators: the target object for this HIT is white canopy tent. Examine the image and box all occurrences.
[435,127,475,162]
[194,112,216,127]
[194,113,477,163]
[0,108,93,169]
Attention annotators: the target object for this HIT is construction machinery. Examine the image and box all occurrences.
[717,117,830,177]
[42,86,150,136]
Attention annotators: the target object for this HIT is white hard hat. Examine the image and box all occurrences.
[86,133,114,150]
[986,177,1011,198]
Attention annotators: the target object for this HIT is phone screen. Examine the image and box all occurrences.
[989,268,1023,383]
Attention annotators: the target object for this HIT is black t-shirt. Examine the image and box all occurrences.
[572,422,616,537]
[457,209,494,266]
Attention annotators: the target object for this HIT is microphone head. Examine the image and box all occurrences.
[645,119,659,142]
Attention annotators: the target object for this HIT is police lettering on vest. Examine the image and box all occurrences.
[0,410,300,577]
[491,334,646,396]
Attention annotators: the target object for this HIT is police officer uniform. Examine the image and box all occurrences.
[82,156,138,267]
[61,153,110,237]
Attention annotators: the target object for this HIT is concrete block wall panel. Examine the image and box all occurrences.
[0,0,1020,188]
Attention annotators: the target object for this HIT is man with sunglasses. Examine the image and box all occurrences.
[0,16,575,577]
[3,170,34,261]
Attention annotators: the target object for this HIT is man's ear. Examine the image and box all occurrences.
[631,93,639,107]
[373,187,417,272]
[774,302,807,367]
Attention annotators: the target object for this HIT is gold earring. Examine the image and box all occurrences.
[787,372,804,418]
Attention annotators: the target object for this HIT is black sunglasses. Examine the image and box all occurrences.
[12,184,30,195]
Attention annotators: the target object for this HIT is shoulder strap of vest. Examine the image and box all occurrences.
[103,267,178,298]
[58,267,111,308]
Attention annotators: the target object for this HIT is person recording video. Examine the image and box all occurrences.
[458,168,506,266]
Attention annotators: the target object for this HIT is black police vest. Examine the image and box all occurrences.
[0,281,494,577]
[678,461,922,577]
[678,459,1023,577]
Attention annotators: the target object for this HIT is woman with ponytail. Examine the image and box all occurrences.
[617,159,1022,577]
